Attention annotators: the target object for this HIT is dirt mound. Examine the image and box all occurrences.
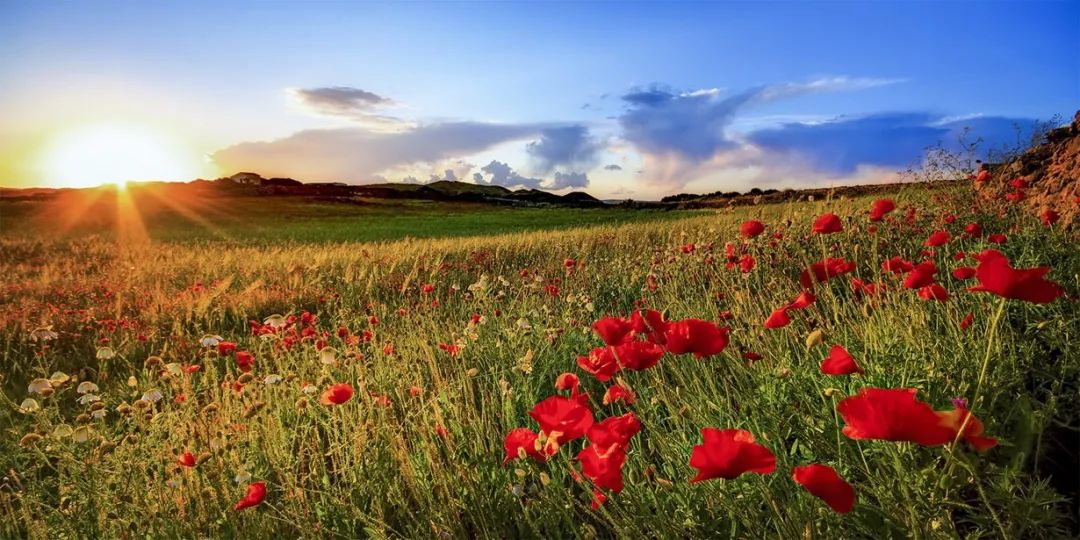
[987,111,1080,228]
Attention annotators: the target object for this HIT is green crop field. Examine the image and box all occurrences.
[0,182,1076,539]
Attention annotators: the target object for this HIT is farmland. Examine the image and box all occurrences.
[0,182,1077,538]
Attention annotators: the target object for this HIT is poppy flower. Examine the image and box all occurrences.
[952,267,976,280]
[177,451,197,468]
[587,412,641,451]
[592,316,633,346]
[1040,209,1059,227]
[741,351,763,362]
[882,256,914,275]
[869,199,895,221]
[613,340,664,371]
[554,372,581,394]
[800,258,856,288]
[960,312,974,330]
[217,341,237,356]
[836,388,955,446]
[820,345,862,375]
[233,481,266,511]
[918,283,949,302]
[235,351,255,372]
[786,290,816,310]
[903,261,938,289]
[603,384,636,406]
[577,443,628,494]
[503,428,547,464]
[528,395,594,446]
[967,250,1064,304]
[319,383,354,406]
[664,319,730,358]
[740,220,766,238]
[935,406,998,451]
[850,278,882,299]
[987,233,1007,244]
[792,464,856,513]
[738,254,756,273]
[963,223,983,238]
[764,308,792,329]
[689,428,776,482]
[812,213,844,234]
[577,346,621,381]
[630,309,669,344]
[924,230,951,247]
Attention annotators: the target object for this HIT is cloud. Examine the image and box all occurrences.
[525,126,603,173]
[744,113,1042,175]
[291,86,393,115]
[211,122,552,182]
[477,160,543,189]
[603,164,623,170]
[550,171,589,189]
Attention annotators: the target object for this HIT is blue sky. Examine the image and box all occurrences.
[1,1,1076,198]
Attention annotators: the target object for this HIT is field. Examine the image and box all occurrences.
[0,183,1077,538]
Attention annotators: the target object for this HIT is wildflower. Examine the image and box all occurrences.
[800,257,855,288]
[217,341,237,356]
[603,384,636,406]
[918,283,949,301]
[836,388,954,446]
[924,230,951,247]
[528,395,594,449]
[689,428,776,482]
[764,308,791,329]
[320,383,354,406]
[96,347,116,360]
[233,481,267,511]
[503,428,547,464]
[812,213,844,234]
[318,347,337,365]
[77,381,99,394]
[235,351,255,372]
[664,319,730,358]
[869,199,895,221]
[28,378,52,395]
[592,316,634,346]
[952,267,976,280]
[613,340,664,371]
[740,220,766,238]
[792,464,856,513]
[1040,209,1059,227]
[577,346,621,381]
[29,327,58,342]
[199,335,224,347]
[968,250,1064,304]
[820,345,862,375]
[178,451,197,468]
[903,261,938,289]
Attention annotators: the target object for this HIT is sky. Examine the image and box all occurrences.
[0,1,1076,199]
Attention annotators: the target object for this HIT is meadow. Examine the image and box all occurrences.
[0,181,1076,539]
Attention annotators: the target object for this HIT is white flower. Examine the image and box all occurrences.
[29,327,58,342]
[163,363,184,377]
[516,318,532,331]
[301,382,318,395]
[72,426,92,443]
[234,469,252,484]
[77,381,99,394]
[263,374,283,385]
[18,398,40,413]
[52,424,73,438]
[49,371,70,385]
[199,335,224,347]
[96,347,116,360]
[91,409,107,420]
[28,378,52,395]
[77,394,100,406]
[141,389,163,403]
[263,314,287,328]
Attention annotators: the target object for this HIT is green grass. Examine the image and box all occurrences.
[0,184,1076,538]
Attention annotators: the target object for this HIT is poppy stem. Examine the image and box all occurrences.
[972,297,1007,408]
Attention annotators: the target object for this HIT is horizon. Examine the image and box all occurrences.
[1,1,1076,199]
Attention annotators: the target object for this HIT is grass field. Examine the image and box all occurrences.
[0,182,1076,538]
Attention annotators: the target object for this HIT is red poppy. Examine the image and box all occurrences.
[577,443,627,494]
[603,384,636,406]
[577,346,621,381]
[786,290,816,310]
[812,213,844,234]
[936,406,998,451]
[689,428,776,482]
[217,341,237,356]
[421,283,435,294]
[587,412,641,451]
[233,481,266,511]
[792,464,856,513]
[235,351,255,372]
[850,278,882,299]
[554,372,581,395]
[1040,209,1059,227]
[764,308,792,329]
[987,233,1007,244]
[836,388,955,446]
[320,383,354,405]
[924,230,951,247]
[528,395,594,446]
[820,345,862,375]
[741,351,763,362]
[438,342,461,356]
[613,340,665,371]
[800,258,856,288]
[502,428,548,464]
[177,451,197,468]
[681,243,696,254]
[968,250,1064,304]
[960,312,974,330]
[918,283,949,302]
[869,199,895,221]
[902,261,938,289]
[963,223,983,238]
[882,256,914,275]
[740,219,766,238]
[952,267,976,280]
[592,316,633,346]
[664,319,730,358]
[630,309,669,344]
[738,254,756,273]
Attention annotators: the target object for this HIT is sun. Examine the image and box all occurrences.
[38,122,212,189]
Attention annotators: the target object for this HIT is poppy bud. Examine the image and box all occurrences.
[19,433,43,448]
[244,401,266,418]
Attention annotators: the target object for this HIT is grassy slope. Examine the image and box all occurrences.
[0,185,1076,538]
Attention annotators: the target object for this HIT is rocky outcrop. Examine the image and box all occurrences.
[987,111,1079,228]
